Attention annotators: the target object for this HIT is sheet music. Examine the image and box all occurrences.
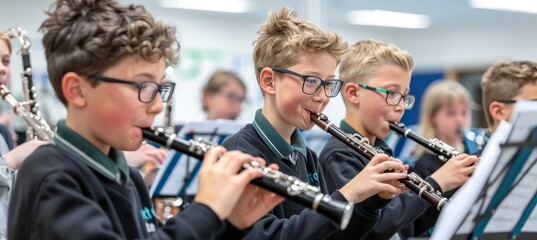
[149,119,246,197]
[432,100,537,239]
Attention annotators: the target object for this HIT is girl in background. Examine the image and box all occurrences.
[413,79,474,179]
[0,31,48,240]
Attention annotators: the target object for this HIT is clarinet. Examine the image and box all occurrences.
[310,113,448,210]
[4,27,54,141]
[0,85,53,141]
[389,122,460,162]
[142,127,354,230]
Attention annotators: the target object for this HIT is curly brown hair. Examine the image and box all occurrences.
[253,7,348,83]
[40,0,180,105]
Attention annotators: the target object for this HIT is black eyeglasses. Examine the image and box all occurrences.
[94,75,175,103]
[496,98,537,104]
[359,84,415,110]
[259,67,343,98]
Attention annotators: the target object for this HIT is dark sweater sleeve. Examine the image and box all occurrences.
[10,171,225,240]
[363,164,444,239]
[319,145,388,239]
[364,191,432,239]
[8,148,223,240]
[222,132,342,239]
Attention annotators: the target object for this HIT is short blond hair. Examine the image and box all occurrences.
[481,60,537,127]
[0,32,12,54]
[339,39,413,87]
[253,7,348,83]
[414,80,473,157]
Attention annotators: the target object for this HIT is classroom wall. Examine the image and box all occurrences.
[2,0,537,130]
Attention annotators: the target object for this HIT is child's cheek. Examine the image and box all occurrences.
[98,108,129,129]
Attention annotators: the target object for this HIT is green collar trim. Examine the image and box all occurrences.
[54,119,130,184]
[252,109,307,164]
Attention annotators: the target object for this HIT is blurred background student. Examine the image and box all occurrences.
[148,69,248,220]
[0,31,48,240]
[410,79,475,237]
[201,69,247,121]
[412,79,474,179]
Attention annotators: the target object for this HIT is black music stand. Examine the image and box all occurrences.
[149,120,246,199]
[432,101,537,240]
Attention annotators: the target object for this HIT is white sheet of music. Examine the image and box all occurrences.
[432,100,537,239]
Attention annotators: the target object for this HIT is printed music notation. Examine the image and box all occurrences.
[432,101,537,239]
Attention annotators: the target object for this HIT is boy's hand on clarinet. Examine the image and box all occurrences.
[340,154,408,203]
[431,153,478,192]
[194,147,278,224]
[227,162,284,229]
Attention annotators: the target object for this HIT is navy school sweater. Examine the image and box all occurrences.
[318,120,443,240]
[221,110,386,240]
[8,120,242,240]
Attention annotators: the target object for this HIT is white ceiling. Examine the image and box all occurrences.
[2,0,537,70]
[4,0,537,33]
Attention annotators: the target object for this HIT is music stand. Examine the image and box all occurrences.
[149,119,246,199]
[432,101,537,240]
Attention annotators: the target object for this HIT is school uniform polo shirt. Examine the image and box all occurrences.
[249,109,322,186]
[54,120,131,184]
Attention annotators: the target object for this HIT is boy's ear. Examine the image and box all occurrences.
[489,101,505,122]
[62,72,87,107]
[343,82,360,104]
[259,68,276,96]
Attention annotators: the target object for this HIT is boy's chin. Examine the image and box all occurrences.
[119,142,143,152]
[298,121,315,131]
[298,126,314,131]
[377,129,391,139]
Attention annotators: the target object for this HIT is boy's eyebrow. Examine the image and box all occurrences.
[133,73,166,82]
[303,71,336,79]
[379,83,410,93]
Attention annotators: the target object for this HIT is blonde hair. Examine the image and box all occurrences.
[201,70,246,112]
[0,32,12,54]
[481,60,537,127]
[339,39,413,104]
[413,80,473,157]
[253,7,348,83]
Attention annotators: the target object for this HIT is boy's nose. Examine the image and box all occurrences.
[312,86,328,102]
[148,93,164,114]
[394,98,405,111]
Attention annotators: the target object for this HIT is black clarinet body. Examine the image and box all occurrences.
[142,127,354,229]
[389,122,460,162]
[310,113,448,210]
